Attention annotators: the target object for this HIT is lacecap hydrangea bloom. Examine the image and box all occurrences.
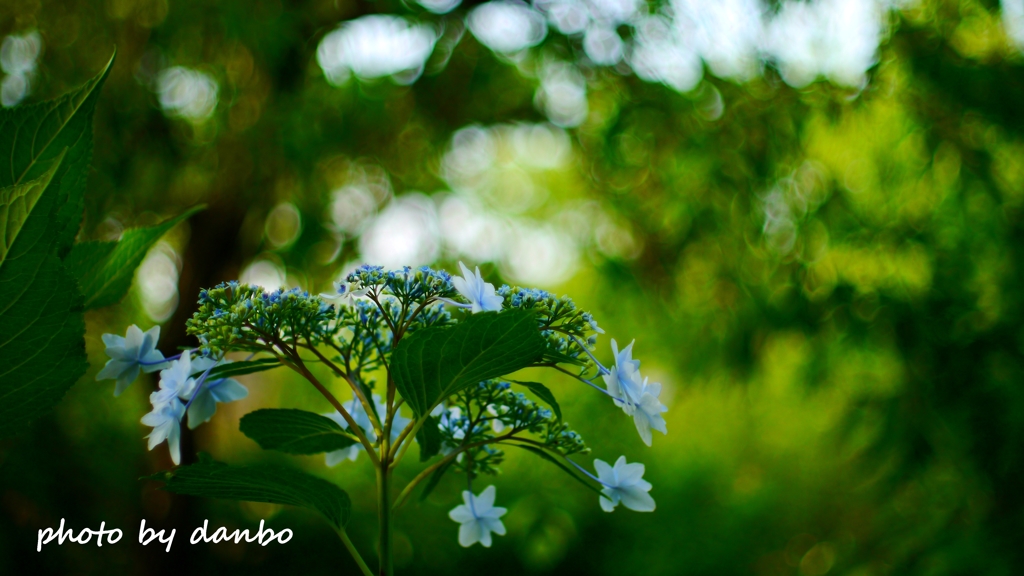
[106,263,668,573]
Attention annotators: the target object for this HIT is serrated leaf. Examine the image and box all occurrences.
[416,416,442,462]
[239,408,359,455]
[391,310,546,417]
[0,52,114,256]
[0,154,87,438]
[419,459,454,502]
[192,358,282,380]
[65,205,204,309]
[510,444,602,496]
[149,456,352,528]
[511,381,562,422]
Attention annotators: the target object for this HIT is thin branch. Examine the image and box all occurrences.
[335,527,373,576]
[281,352,381,467]
[303,340,382,436]
[391,429,523,511]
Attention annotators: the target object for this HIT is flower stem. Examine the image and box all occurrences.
[376,462,394,576]
[335,527,373,576]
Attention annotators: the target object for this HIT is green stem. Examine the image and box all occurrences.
[335,527,373,576]
[376,464,394,576]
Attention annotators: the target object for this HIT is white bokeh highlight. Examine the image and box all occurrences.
[317,15,438,85]
[156,67,219,122]
[468,2,548,53]
[1,31,42,107]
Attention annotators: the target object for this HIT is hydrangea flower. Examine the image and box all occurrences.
[594,456,656,512]
[141,400,186,465]
[602,339,643,410]
[176,356,248,430]
[449,262,503,313]
[448,485,507,547]
[96,325,168,396]
[324,393,410,466]
[632,377,668,447]
[154,351,195,403]
[319,280,371,302]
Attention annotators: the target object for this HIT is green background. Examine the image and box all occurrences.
[2,0,1024,574]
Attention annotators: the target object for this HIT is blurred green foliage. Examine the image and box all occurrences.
[3,0,1024,574]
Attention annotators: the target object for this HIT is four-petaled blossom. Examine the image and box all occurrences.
[96,325,168,396]
[448,485,507,547]
[594,456,656,512]
[450,262,503,313]
[632,377,668,447]
[602,339,643,410]
[324,393,410,466]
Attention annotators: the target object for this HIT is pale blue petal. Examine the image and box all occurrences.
[114,365,142,396]
[458,521,483,547]
[210,379,248,402]
[97,359,129,381]
[187,390,217,429]
[619,487,656,512]
[449,505,475,523]
[475,485,497,510]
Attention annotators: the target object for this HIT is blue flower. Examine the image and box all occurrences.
[96,325,168,396]
[448,485,507,547]
[601,339,643,409]
[176,356,248,430]
[450,262,503,313]
[594,456,655,512]
[320,280,371,303]
[632,377,668,447]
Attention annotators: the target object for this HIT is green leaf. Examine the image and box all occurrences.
[239,409,359,455]
[510,444,602,496]
[0,52,114,256]
[541,348,586,367]
[149,455,352,528]
[0,154,88,438]
[419,459,454,502]
[194,358,282,380]
[65,205,205,310]
[511,381,562,422]
[416,416,442,462]
[391,310,546,417]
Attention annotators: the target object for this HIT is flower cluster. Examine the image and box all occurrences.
[186,282,336,356]
[341,264,458,304]
[496,283,604,371]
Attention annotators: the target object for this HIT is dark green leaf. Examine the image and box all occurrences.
[511,381,562,422]
[239,408,359,455]
[540,348,586,366]
[0,154,87,438]
[65,205,205,309]
[191,358,282,380]
[0,52,114,256]
[419,459,454,502]
[416,416,442,462]
[149,455,352,528]
[510,444,602,496]
[391,310,546,417]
